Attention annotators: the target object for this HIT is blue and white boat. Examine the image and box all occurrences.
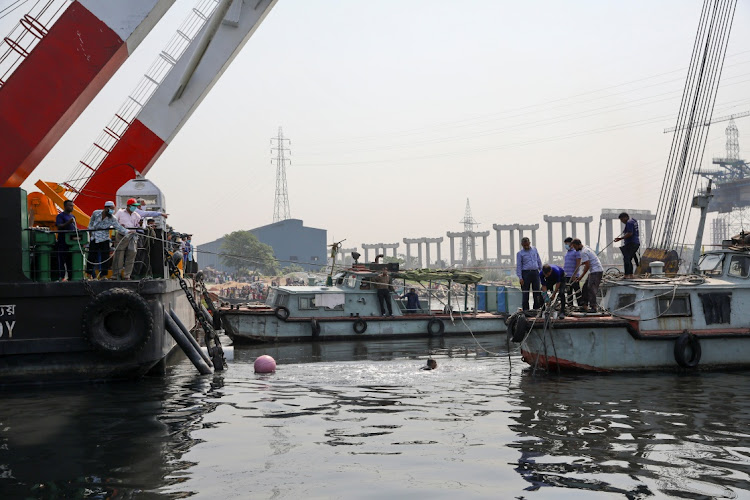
[220,265,512,343]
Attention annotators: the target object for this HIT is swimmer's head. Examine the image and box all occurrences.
[426,359,437,370]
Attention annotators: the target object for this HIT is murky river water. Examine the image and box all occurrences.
[2,337,750,499]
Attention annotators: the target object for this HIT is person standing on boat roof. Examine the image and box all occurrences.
[87,201,129,279]
[112,198,143,280]
[54,199,76,281]
[373,269,394,316]
[516,237,543,311]
[563,237,582,308]
[614,212,640,278]
[540,264,566,318]
[401,287,421,314]
[571,239,604,312]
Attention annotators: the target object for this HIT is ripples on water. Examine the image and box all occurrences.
[1,337,750,499]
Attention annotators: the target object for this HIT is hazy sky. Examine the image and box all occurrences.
[11,0,750,264]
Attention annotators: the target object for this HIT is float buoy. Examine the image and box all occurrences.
[254,355,276,373]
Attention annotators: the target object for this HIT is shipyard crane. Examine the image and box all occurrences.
[0,0,277,218]
[38,0,277,216]
[0,0,175,188]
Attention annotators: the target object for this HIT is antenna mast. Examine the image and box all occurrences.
[271,126,291,222]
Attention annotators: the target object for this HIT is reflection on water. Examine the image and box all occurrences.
[1,336,749,499]
[510,372,750,498]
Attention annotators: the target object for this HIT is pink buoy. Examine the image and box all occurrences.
[254,355,276,373]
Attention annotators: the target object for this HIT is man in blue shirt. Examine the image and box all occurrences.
[614,212,640,277]
[540,264,566,318]
[401,288,421,314]
[516,237,543,311]
[563,236,582,308]
[54,199,76,281]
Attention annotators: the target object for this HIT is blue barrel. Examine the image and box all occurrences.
[487,286,497,312]
[496,286,507,313]
[476,285,487,311]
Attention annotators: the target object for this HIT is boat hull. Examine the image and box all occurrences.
[222,309,507,343]
[0,279,195,385]
[520,316,750,372]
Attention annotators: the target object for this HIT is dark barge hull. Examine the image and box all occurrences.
[0,279,194,385]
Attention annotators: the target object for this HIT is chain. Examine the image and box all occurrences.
[82,277,96,298]
[164,249,226,370]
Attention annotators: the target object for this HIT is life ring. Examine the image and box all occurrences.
[427,318,445,336]
[674,331,701,368]
[512,314,529,343]
[274,306,290,321]
[353,318,367,334]
[311,318,321,337]
[82,287,153,357]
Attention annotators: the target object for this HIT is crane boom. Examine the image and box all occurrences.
[663,110,750,133]
[70,0,277,215]
[0,0,175,188]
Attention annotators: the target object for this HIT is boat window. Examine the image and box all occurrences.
[346,276,357,288]
[323,304,344,311]
[360,275,372,290]
[265,290,276,306]
[698,253,724,274]
[615,294,637,313]
[274,293,289,308]
[656,295,691,317]
[699,293,731,324]
[299,296,317,310]
[728,255,750,278]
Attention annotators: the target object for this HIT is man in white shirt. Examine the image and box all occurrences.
[112,198,142,279]
[571,238,603,312]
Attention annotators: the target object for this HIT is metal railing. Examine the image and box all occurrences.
[0,0,71,87]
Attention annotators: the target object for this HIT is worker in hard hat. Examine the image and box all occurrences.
[111,198,143,280]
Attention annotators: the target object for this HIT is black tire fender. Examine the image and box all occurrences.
[512,314,529,343]
[311,318,321,337]
[427,318,445,336]
[674,330,701,368]
[353,318,367,334]
[274,306,290,321]
[82,287,153,357]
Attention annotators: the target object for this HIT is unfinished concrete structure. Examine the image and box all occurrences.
[361,242,399,263]
[600,209,656,264]
[403,237,443,269]
[492,223,539,266]
[336,247,360,267]
[543,215,593,265]
[446,230,490,266]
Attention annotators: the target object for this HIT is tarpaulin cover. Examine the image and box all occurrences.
[393,269,483,285]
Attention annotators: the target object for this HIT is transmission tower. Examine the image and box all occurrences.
[271,126,291,222]
[726,118,740,160]
[459,198,478,261]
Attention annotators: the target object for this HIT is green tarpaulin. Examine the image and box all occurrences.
[393,269,483,285]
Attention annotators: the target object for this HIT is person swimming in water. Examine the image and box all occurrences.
[421,359,437,370]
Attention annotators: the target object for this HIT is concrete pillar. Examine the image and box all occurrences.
[425,240,431,268]
[436,241,442,268]
[405,242,411,264]
[417,241,423,268]
[482,235,488,262]
[510,231,516,265]
[364,247,369,262]
[605,219,614,262]
[461,236,468,267]
[450,237,455,265]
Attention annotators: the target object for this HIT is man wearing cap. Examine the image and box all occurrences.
[614,212,640,278]
[112,198,143,280]
[87,201,129,279]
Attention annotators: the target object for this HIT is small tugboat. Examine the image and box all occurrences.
[518,187,750,372]
[220,262,512,343]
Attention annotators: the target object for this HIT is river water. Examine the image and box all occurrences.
[2,337,750,499]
